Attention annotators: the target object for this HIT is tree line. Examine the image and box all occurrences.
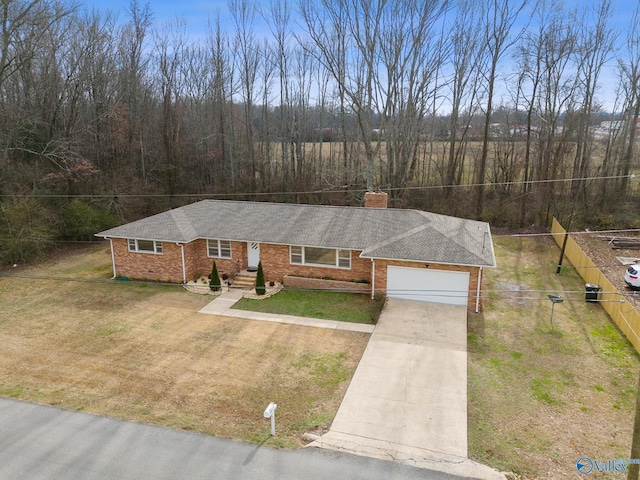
[1,0,640,264]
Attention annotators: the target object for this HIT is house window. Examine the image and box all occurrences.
[338,249,351,268]
[208,239,232,258]
[128,239,163,254]
[290,246,303,264]
[289,246,351,269]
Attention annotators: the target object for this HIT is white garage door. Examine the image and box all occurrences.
[386,266,470,306]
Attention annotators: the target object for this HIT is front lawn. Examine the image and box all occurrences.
[0,244,370,448]
[232,289,385,324]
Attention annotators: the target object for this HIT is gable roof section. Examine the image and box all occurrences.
[97,200,496,267]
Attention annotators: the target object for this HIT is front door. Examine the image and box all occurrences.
[247,242,260,269]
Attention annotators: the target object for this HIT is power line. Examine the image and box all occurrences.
[1,272,637,301]
[1,173,632,199]
[504,228,640,237]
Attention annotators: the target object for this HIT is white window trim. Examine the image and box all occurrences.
[128,239,163,254]
[207,239,232,259]
[289,245,351,269]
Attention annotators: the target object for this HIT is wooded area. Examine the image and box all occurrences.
[2,0,640,264]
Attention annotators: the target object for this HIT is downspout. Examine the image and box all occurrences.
[178,243,187,284]
[371,258,375,299]
[109,238,117,279]
[475,267,483,313]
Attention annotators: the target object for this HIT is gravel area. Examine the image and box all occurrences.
[572,232,640,308]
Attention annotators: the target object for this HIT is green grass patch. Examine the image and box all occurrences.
[530,377,562,405]
[0,385,23,398]
[468,235,640,478]
[232,289,384,324]
[293,352,349,387]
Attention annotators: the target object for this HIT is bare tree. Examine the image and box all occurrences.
[0,0,75,93]
[206,16,237,189]
[570,0,616,203]
[230,0,261,190]
[154,18,188,199]
[116,0,153,185]
[474,0,529,217]
[445,0,483,195]
[377,0,449,199]
[514,0,576,225]
[616,0,640,195]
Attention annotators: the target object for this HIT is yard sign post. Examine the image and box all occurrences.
[263,402,277,436]
[548,295,563,328]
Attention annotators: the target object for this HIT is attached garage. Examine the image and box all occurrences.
[386,266,470,306]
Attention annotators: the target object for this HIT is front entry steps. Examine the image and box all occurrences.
[229,270,257,290]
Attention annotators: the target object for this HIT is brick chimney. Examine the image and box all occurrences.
[364,191,388,208]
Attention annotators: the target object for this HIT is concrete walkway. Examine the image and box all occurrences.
[309,299,505,480]
[198,292,502,479]
[198,289,375,333]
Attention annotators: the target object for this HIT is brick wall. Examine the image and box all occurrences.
[364,191,388,208]
[110,238,484,310]
[283,275,370,293]
[184,239,246,281]
[112,238,247,283]
[258,244,373,284]
[112,238,184,282]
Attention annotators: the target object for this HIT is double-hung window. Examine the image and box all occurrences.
[128,239,163,254]
[290,246,351,269]
[208,239,232,258]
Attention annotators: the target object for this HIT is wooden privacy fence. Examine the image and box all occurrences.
[551,218,640,354]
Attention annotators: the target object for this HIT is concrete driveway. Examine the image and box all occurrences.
[310,299,504,480]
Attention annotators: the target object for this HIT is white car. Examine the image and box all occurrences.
[625,264,640,289]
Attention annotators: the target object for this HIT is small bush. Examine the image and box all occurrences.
[210,261,222,291]
[255,261,266,295]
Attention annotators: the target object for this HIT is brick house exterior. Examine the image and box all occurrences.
[98,194,496,312]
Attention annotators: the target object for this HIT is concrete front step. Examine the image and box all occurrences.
[230,274,257,289]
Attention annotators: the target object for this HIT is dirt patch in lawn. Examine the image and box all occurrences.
[0,244,369,448]
[469,235,639,479]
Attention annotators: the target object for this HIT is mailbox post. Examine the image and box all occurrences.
[548,294,563,328]
[263,402,277,436]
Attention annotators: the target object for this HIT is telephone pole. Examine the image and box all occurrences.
[629,369,640,480]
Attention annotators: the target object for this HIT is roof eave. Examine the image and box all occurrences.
[359,252,496,268]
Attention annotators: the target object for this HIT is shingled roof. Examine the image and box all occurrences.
[97,200,496,267]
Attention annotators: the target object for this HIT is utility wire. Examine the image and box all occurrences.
[1,272,638,301]
[504,228,640,237]
[1,173,632,198]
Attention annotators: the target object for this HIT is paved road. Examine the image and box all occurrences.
[0,398,470,480]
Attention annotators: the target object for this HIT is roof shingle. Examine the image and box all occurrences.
[96,200,496,267]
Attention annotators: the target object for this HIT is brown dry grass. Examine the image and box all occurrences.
[469,235,639,479]
[0,244,369,448]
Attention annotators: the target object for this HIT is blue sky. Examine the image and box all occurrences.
[84,0,640,111]
[86,0,639,26]
[86,0,640,42]
[86,0,247,37]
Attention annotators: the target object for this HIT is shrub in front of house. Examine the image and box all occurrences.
[255,261,266,295]
[210,260,222,291]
